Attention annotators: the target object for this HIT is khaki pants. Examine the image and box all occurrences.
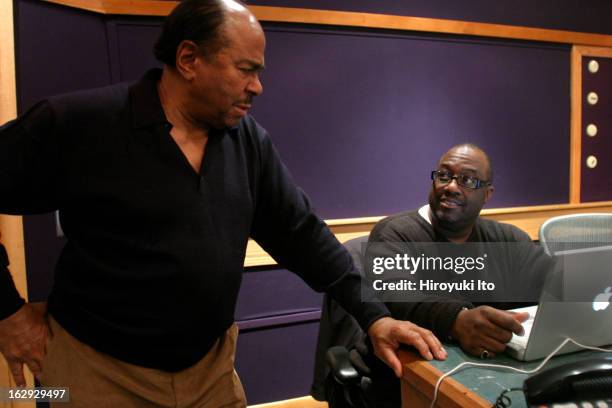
[40,317,247,408]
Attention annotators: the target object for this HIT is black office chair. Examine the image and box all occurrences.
[311,235,402,408]
[311,235,368,407]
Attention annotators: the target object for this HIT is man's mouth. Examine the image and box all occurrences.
[234,103,251,114]
[439,197,464,209]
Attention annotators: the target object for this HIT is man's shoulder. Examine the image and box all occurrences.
[370,209,433,242]
[49,82,129,109]
[475,217,531,242]
[236,115,269,142]
[46,81,130,122]
[233,115,278,163]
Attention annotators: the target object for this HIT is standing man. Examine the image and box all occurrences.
[0,1,445,406]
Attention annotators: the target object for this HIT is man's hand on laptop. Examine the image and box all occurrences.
[450,306,529,358]
[368,316,448,377]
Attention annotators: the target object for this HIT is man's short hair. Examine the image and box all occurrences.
[154,0,243,67]
[445,143,494,183]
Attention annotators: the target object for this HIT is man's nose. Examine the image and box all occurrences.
[443,178,462,194]
[247,74,263,96]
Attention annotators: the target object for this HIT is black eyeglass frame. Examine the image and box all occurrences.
[430,170,491,190]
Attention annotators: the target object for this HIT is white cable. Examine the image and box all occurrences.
[429,338,612,408]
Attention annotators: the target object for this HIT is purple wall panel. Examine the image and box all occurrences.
[110,21,162,82]
[252,27,570,218]
[15,0,112,112]
[235,321,320,405]
[236,268,322,321]
[581,57,612,202]
[249,0,612,35]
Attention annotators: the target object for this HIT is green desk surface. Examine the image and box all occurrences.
[428,344,605,407]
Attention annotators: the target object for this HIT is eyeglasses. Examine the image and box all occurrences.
[431,170,491,190]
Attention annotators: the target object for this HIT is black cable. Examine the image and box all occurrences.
[492,387,523,408]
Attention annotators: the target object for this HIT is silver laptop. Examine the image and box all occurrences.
[506,245,612,361]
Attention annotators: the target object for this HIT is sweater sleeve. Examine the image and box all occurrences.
[0,244,25,319]
[0,101,63,319]
[367,214,473,339]
[0,100,61,214]
[249,129,389,331]
[503,223,557,302]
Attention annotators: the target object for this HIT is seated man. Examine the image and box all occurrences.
[313,143,553,407]
[372,143,553,358]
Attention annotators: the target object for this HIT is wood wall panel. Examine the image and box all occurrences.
[43,0,612,47]
[245,202,612,267]
[0,1,34,405]
[575,46,612,202]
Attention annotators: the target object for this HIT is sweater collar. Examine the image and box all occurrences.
[421,204,481,242]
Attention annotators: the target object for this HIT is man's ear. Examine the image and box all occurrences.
[175,40,201,81]
[484,185,494,204]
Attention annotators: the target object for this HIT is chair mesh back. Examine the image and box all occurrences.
[538,213,612,255]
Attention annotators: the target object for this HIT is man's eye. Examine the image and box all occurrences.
[240,67,259,74]
[437,172,451,181]
[460,175,477,186]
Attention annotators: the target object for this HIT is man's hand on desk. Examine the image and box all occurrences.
[0,302,50,386]
[367,316,448,377]
[450,306,529,358]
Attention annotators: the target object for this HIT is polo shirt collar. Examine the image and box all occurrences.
[129,68,167,129]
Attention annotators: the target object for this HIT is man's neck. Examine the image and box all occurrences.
[158,67,210,137]
[428,208,474,243]
[157,67,210,174]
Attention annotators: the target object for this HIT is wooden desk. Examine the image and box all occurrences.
[399,348,489,408]
[400,345,605,408]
